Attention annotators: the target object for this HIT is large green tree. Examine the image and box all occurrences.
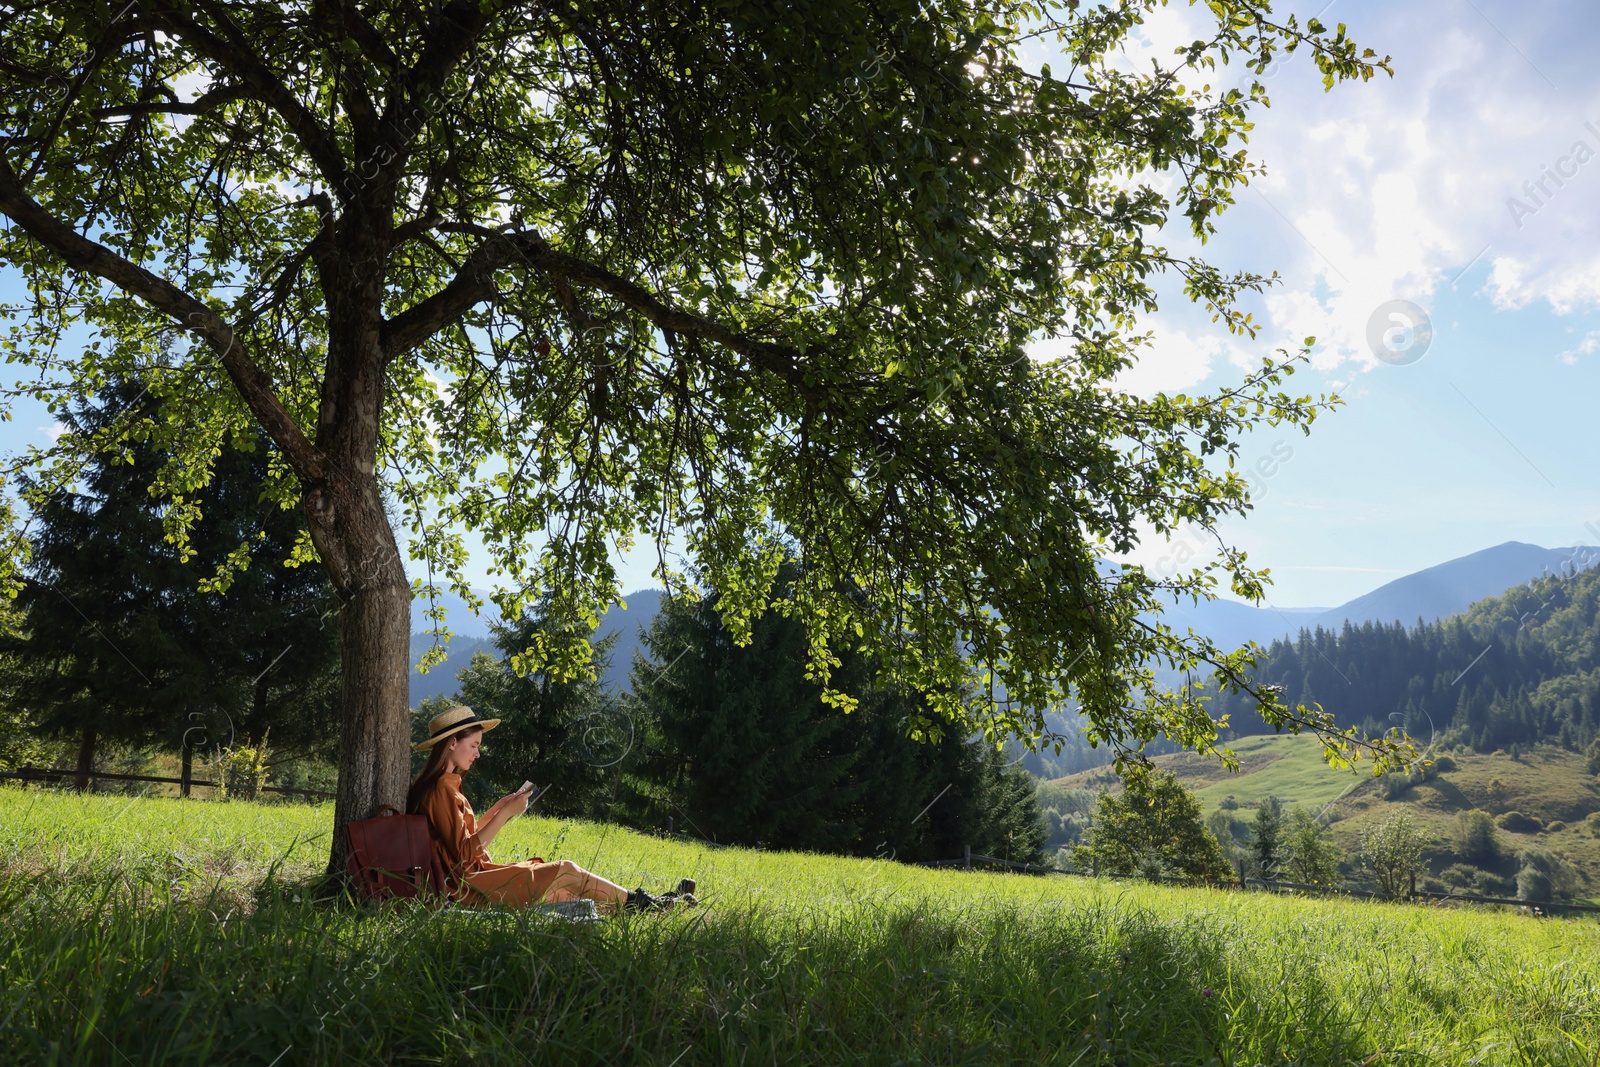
[0,1,1401,860]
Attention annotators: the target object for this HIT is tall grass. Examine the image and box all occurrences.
[3,785,1599,1065]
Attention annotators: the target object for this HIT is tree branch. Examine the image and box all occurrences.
[380,231,819,399]
[144,1,352,195]
[0,162,328,485]
[366,1,496,186]
[89,83,251,120]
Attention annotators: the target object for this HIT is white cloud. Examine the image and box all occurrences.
[1109,1,1600,370]
[1559,328,1600,364]
[1112,324,1246,397]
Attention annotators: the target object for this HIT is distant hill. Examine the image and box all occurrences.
[408,587,666,705]
[409,586,494,639]
[1312,541,1596,631]
[1162,541,1598,650]
[593,588,664,691]
[1055,733,1600,898]
[1204,558,1600,753]
[409,632,494,705]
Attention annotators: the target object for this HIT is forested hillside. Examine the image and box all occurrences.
[1209,563,1600,753]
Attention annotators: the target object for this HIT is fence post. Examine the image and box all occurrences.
[1408,870,1416,899]
[964,844,972,870]
[1236,858,1247,889]
[180,744,192,798]
[73,728,96,792]
[666,816,674,835]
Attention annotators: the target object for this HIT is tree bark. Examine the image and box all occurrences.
[325,527,412,864]
[308,220,413,870]
[74,726,96,792]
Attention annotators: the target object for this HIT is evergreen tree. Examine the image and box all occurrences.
[631,565,1045,862]
[1073,771,1233,881]
[631,579,867,852]
[1250,796,1285,879]
[2,381,341,777]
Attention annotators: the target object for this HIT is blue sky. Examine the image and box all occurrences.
[2,0,1598,612]
[1081,0,1600,606]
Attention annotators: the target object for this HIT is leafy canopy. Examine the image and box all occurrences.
[1073,768,1232,880]
[0,0,1400,766]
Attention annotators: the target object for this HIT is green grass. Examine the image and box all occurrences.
[1054,734,1367,815]
[5,785,1600,1065]
[1187,735,1368,814]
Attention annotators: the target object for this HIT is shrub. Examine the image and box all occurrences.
[1496,811,1542,834]
[1218,795,1239,811]
[1546,820,1567,833]
[1431,754,1457,773]
[1476,870,1517,897]
[1380,771,1418,800]
[1515,848,1581,902]
[1456,810,1499,863]
[1586,812,1600,835]
[208,733,273,801]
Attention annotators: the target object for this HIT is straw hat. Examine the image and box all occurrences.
[413,705,501,752]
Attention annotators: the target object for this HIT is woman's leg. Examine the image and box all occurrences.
[539,860,629,911]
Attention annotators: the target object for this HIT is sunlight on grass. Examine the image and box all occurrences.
[3,786,1599,1065]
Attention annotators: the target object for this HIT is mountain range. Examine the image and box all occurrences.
[1159,541,1598,651]
[409,541,1598,706]
[409,588,662,705]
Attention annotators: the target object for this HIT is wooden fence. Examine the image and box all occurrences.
[0,764,334,801]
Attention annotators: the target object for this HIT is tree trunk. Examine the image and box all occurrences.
[74,726,96,792]
[329,561,412,849]
[307,463,413,872]
[296,211,417,873]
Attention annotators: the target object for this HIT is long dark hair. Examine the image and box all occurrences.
[407,727,482,814]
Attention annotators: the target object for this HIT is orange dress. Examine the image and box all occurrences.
[417,772,572,906]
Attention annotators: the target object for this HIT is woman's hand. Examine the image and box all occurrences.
[473,786,532,852]
[500,788,531,818]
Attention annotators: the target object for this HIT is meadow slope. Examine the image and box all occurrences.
[3,786,1599,1065]
[1056,737,1600,894]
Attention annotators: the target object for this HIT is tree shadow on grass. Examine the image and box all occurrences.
[4,879,1385,1066]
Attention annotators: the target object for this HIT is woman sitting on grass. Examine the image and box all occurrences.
[408,705,685,912]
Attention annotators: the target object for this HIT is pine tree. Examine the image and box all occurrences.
[3,381,341,778]
[631,563,1046,862]
[631,573,869,852]
[1250,796,1285,879]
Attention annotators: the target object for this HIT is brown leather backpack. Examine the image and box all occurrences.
[344,805,449,903]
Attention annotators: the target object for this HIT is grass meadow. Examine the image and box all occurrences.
[3,786,1599,1065]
